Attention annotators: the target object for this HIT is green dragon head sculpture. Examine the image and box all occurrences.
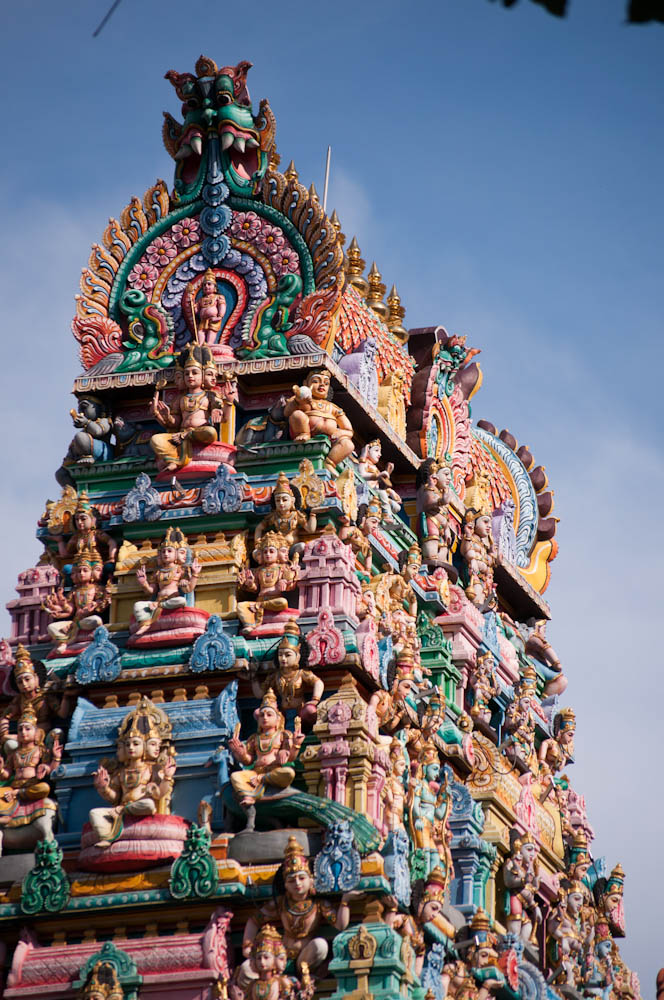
[163,55,276,203]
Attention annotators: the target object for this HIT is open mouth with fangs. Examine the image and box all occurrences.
[175,127,204,186]
[219,124,261,184]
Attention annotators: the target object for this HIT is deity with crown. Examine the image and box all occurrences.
[382,738,409,834]
[254,471,317,560]
[464,909,507,997]
[132,526,201,635]
[469,651,500,725]
[415,458,455,569]
[188,268,227,346]
[237,531,299,634]
[0,646,69,739]
[0,708,61,807]
[504,666,545,775]
[242,836,352,978]
[407,742,453,879]
[251,620,323,726]
[150,343,236,472]
[546,881,586,986]
[283,369,354,473]
[231,923,314,1000]
[228,690,304,831]
[538,707,576,801]
[42,549,111,654]
[53,490,117,579]
[502,828,542,944]
[357,438,402,522]
[88,696,175,847]
[460,503,496,607]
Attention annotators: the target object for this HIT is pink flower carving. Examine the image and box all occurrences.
[128,261,159,291]
[145,236,177,268]
[171,217,200,248]
[230,211,261,240]
[256,224,285,255]
[273,248,300,275]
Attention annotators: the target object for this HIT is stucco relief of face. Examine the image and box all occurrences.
[253,947,276,976]
[475,515,492,538]
[17,720,37,744]
[274,491,294,514]
[258,706,280,732]
[568,890,584,915]
[124,734,145,761]
[306,373,330,399]
[285,869,312,900]
[421,898,442,921]
[75,510,95,532]
[521,842,537,866]
[277,646,299,672]
[159,544,177,566]
[16,669,39,695]
[368,442,381,464]
[183,364,204,390]
[145,736,162,761]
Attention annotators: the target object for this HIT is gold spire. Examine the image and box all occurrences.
[345,237,369,298]
[308,183,319,203]
[386,284,408,343]
[330,209,345,249]
[366,262,389,322]
[284,160,299,184]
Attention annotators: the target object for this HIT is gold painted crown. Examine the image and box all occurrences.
[273,471,294,497]
[557,707,576,729]
[422,866,448,903]
[18,707,38,726]
[202,268,217,285]
[258,688,281,714]
[278,619,300,650]
[606,863,624,895]
[365,498,383,520]
[74,490,93,515]
[283,835,310,876]
[178,342,216,373]
[469,907,491,934]
[159,526,187,550]
[14,644,36,677]
[256,530,288,552]
[254,924,285,954]
[119,696,172,744]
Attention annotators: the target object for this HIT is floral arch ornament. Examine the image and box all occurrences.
[72,57,345,374]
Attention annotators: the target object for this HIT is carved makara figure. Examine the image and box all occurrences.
[502,829,542,944]
[150,343,234,471]
[255,471,317,560]
[89,697,175,847]
[242,836,351,976]
[283,369,354,472]
[133,527,201,633]
[228,690,303,830]
[237,532,299,630]
[251,620,323,725]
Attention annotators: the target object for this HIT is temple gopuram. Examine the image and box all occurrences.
[0,56,641,1000]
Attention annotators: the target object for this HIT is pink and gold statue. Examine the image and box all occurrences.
[228,690,304,830]
[191,269,227,345]
[0,646,69,739]
[43,551,111,653]
[89,696,175,847]
[150,344,236,472]
[242,836,352,975]
[237,532,299,632]
[254,471,317,559]
[0,708,62,806]
[502,829,542,944]
[358,439,402,522]
[133,527,201,634]
[283,369,354,472]
[469,651,499,724]
[460,507,496,607]
[415,458,455,568]
[251,620,323,725]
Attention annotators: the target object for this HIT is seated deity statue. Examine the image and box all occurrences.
[283,369,354,472]
[89,696,175,847]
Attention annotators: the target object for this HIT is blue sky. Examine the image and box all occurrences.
[1,0,662,985]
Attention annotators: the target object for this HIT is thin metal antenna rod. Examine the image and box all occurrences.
[322,145,332,214]
[93,0,123,37]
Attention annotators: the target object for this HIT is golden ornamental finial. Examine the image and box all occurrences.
[329,209,345,248]
[386,284,408,343]
[366,262,389,322]
[284,160,299,183]
[345,236,369,298]
[308,182,320,203]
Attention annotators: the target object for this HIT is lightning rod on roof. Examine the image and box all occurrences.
[322,145,332,214]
